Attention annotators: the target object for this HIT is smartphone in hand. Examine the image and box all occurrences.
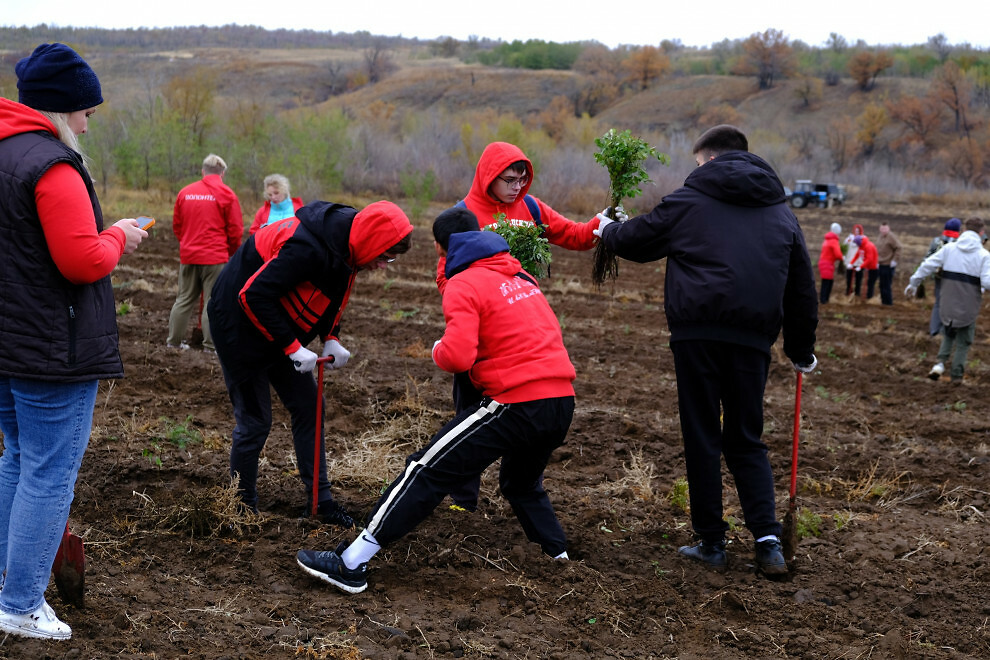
[137,216,156,230]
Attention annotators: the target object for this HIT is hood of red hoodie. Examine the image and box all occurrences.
[348,200,414,268]
[0,97,57,141]
[465,142,533,211]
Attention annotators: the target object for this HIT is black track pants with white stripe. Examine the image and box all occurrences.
[365,396,574,557]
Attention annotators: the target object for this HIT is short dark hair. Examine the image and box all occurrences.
[433,207,479,250]
[692,124,749,158]
[965,217,984,234]
[387,232,413,255]
[505,160,528,175]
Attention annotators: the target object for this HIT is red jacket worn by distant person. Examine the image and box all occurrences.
[172,174,243,264]
[818,231,844,279]
[432,230,575,404]
[859,237,879,270]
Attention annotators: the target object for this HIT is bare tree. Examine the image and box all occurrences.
[927,33,952,63]
[886,95,944,149]
[739,29,795,90]
[848,50,893,91]
[621,46,670,91]
[363,39,397,84]
[932,61,973,136]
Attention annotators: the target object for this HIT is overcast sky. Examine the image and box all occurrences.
[3,1,988,50]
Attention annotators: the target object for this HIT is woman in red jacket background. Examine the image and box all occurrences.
[247,173,304,236]
[818,222,844,303]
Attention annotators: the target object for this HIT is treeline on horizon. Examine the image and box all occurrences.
[2,23,988,78]
[2,24,989,212]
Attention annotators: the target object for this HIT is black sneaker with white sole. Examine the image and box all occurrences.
[297,542,368,594]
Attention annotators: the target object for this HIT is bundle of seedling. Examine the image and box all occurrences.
[484,216,552,279]
[592,128,669,286]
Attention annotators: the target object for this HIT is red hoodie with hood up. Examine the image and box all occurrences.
[437,142,600,291]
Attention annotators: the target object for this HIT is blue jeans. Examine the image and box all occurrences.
[0,378,97,614]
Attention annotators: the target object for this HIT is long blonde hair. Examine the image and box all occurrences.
[39,110,91,176]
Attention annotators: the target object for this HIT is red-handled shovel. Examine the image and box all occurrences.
[52,520,85,608]
[781,372,802,562]
[311,356,334,518]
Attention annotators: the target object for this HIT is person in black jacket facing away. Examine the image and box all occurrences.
[595,125,818,574]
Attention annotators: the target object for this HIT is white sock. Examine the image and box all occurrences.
[341,529,380,569]
[554,551,569,560]
[756,535,780,543]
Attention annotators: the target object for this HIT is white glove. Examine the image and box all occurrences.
[890,260,897,268]
[792,355,818,373]
[904,284,917,297]
[611,205,629,222]
[322,339,351,369]
[289,346,318,373]
[593,213,615,238]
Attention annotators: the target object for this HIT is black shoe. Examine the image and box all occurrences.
[297,542,368,594]
[301,500,355,528]
[754,539,788,575]
[677,540,727,569]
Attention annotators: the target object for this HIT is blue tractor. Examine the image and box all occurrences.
[789,179,846,208]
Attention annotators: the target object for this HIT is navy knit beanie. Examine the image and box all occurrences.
[945,218,961,232]
[15,43,103,113]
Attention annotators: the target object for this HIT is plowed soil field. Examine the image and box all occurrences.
[3,201,989,659]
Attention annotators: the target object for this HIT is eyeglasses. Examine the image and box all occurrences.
[376,253,397,264]
[497,174,529,188]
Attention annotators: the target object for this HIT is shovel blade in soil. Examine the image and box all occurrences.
[781,502,798,561]
[52,527,86,608]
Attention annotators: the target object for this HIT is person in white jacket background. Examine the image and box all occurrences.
[906,217,990,384]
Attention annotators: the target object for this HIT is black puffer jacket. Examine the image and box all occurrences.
[600,151,818,361]
[0,130,122,381]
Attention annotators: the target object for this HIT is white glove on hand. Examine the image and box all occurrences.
[792,355,818,373]
[322,339,351,369]
[593,213,615,238]
[890,260,897,268]
[289,346,318,373]
[611,206,629,222]
[904,284,917,297]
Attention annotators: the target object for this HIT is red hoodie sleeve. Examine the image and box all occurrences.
[36,163,126,285]
[432,280,481,374]
[536,198,600,251]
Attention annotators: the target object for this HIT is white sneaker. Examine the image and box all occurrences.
[928,363,945,380]
[0,600,72,640]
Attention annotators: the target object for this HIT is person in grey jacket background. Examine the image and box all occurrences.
[906,217,990,384]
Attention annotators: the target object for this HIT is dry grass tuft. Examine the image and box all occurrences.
[329,376,445,492]
[133,480,262,538]
[584,449,657,503]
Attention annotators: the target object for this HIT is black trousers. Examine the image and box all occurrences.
[446,372,484,508]
[670,341,781,543]
[878,265,895,304]
[366,396,574,557]
[866,269,880,299]
[819,278,834,304]
[218,355,330,511]
[845,268,864,296]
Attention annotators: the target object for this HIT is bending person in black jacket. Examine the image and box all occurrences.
[596,125,818,574]
[208,200,413,524]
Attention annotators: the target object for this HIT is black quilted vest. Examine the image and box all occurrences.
[0,130,123,381]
